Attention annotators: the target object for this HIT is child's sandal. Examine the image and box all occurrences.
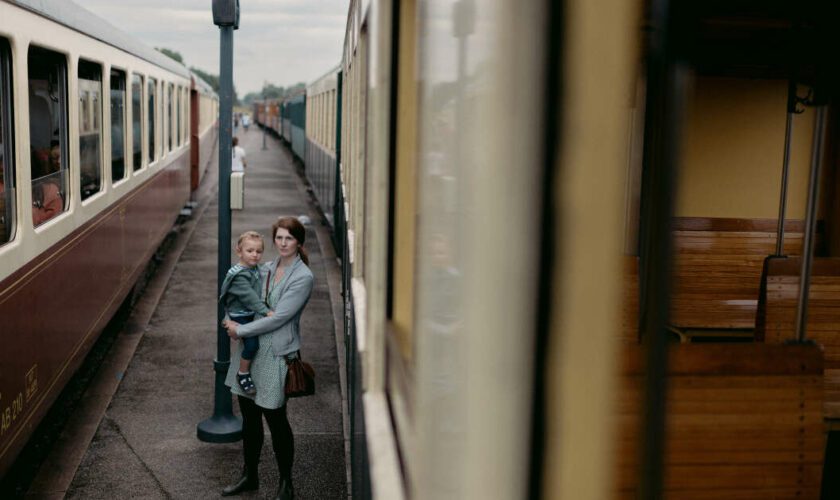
[237,373,257,395]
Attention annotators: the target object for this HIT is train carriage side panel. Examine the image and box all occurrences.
[0,0,206,476]
[190,74,218,191]
[305,66,340,228]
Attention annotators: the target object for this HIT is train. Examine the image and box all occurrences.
[252,0,840,498]
[0,0,218,477]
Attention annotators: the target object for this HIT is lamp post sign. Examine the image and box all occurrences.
[197,0,242,443]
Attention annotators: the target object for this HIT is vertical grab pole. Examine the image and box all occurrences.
[795,105,828,343]
[775,80,797,256]
[637,0,686,498]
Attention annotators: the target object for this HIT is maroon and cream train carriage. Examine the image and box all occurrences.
[0,0,218,475]
[190,73,218,192]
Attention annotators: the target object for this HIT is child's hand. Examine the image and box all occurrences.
[266,310,274,317]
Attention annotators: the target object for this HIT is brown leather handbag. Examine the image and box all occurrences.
[285,355,315,398]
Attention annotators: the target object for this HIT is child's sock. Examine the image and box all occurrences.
[238,370,250,375]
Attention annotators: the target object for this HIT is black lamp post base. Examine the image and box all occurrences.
[197,414,243,443]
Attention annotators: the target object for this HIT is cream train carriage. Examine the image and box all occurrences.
[0,0,217,476]
[325,0,840,498]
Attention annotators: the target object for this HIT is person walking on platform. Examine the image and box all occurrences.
[221,216,314,500]
[232,136,246,173]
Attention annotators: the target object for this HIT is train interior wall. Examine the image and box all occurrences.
[676,77,816,219]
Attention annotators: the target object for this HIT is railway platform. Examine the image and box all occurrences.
[25,130,348,499]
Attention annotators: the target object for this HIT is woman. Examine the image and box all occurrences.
[221,216,314,500]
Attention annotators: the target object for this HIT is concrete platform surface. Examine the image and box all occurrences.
[35,130,347,499]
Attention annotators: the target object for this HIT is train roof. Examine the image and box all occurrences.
[191,71,216,96]
[5,0,190,79]
[307,64,341,95]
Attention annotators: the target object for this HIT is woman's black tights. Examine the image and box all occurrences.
[238,396,294,480]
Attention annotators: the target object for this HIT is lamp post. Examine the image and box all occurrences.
[197,0,242,443]
[262,81,268,150]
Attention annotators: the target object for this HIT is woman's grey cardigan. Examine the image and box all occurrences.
[236,256,314,357]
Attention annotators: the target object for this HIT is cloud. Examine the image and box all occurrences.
[73,0,349,94]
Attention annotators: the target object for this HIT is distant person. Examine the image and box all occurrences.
[232,136,246,173]
[242,114,250,132]
[220,231,274,396]
[221,216,314,500]
[233,113,239,133]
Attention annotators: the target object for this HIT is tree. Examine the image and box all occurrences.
[241,82,307,106]
[156,47,184,64]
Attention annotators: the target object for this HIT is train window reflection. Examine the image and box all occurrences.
[78,60,102,200]
[388,0,419,364]
[148,78,156,163]
[0,38,15,244]
[131,74,143,171]
[110,69,126,183]
[28,46,68,227]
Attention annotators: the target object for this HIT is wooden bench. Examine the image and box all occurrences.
[623,218,816,342]
[622,256,640,343]
[616,343,825,499]
[671,218,815,335]
[757,256,840,420]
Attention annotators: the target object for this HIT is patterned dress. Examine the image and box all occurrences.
[225,263,296,409]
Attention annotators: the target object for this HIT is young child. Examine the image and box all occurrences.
[220,231,273,395]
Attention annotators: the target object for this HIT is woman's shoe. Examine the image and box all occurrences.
[274,477,294,500]
[221,471,258,496]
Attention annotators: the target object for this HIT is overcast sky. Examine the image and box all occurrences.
[73,0,350,96]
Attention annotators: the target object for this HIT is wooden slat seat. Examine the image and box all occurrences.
[622,256,640,344]
[757,256,840,419]
[623,220,811,341]
[616,343,825,499]
[670,223,808,332]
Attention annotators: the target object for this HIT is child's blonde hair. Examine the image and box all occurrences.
[236,230,264,251]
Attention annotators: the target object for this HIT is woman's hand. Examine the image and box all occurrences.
[223,319,241,339]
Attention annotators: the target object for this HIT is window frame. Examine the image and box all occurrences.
[0,37,15,245]
[77,58,104,202]
[131,72,145,172]
[110,66,128,185]
[147,77,157,164]
[167,82,173,153]
[28,45,70,228]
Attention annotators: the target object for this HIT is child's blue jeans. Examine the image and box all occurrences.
[230,313,258,360]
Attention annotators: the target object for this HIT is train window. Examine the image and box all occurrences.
[131,73,144,171]
[175,86,181,147]
[182,87,187,144]
[387,0,418,369]
[28,47,68,226]
[110,69,127,183]
[148,78,156,163]
[0,38,14,244]
[166,83,175,151]
[78,60,102,200]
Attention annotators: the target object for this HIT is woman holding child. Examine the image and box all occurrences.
[222,216,314,500]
